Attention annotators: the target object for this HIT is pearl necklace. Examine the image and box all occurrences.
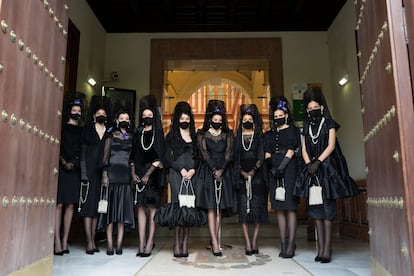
[242,133,254,151]
[309,117,325,144]
[141,129,155,150]
[208,129,221,137]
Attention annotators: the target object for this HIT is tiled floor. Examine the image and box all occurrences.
[53,214,371,276]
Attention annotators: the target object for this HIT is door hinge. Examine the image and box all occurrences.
[402,7,409,44]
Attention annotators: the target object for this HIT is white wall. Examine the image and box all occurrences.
[69,0,106,99]
[328,0,366,180]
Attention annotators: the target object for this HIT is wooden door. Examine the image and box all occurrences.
[355,0,414,275]
[0,1,69,274]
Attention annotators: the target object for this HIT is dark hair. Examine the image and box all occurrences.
[170,101,196,138]
[269,96,294,128]
[201,99,230,132]
[303,87,332,123]
[238,103,262,131]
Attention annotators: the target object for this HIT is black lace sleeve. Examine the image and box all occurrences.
[223,131,233,169]
[253,132,264,170]
[197,131,215,170]
[101,136,112,171]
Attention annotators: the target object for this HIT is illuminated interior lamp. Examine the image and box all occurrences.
[338,75,348,86]
[88,77,97,86]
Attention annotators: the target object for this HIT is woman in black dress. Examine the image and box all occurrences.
[294,88,359,263]
[99,111,135,255]
[233,104,268,256]
[165,101,199,258]
[264,96,300,258]
[130,95,165,257]
[80,105,111,254]
[54,98,83,255]
[197,100,233,257]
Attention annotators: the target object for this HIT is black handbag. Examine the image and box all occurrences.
[154,202,179,228]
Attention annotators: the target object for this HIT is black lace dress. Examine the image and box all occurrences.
[264,126,300,211]
[165,133,199,203]
[234,132,269,224]
[98,130,135,230]
[130,127,165,208]
[79,123,111,217]
[294,118,359,219]
[57,123,83,204]
[196,131,234,210]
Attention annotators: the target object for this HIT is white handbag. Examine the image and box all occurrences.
[178,178,196,208]
[275,178,286,201]
[98,185,109,213]
[308,176,323,205]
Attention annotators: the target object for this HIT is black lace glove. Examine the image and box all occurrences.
[307,160,321,175]
[142,165,157,185]
[101,171,109,187]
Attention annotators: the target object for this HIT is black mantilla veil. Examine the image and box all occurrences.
[269,96,294,130]
[62,97,84,124]
[234,103,263,157]
[201,99,230,132]
[170,101,196,140]
[134,94,165,164]
[302,87,332,124]
[82,95,113,131]
[233,104,265,187]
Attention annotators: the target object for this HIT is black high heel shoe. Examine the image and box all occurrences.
[251,249,259,255]
[62,249,70,254]
[106,249,114,256]
[54,251,64,256]
[116,248,123,255]
[320,257,331,263]
[281,243,296,258]
[85,249,94,255]
[245,250,253,256]
[314,255,323,262]
[211,247,222,257]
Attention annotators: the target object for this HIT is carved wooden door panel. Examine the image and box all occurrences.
[0,1,69,274]
[355,0,414,275]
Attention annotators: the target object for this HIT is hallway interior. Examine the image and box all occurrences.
[52,212,370,276]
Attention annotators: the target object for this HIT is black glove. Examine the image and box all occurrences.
[101,171,109,187]
[274,156,291,178]
[271,167,284,178]
[130,164,140,184]
[307,160,321,175]
[142,165,157,185]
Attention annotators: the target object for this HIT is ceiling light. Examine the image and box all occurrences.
[88,77,97,86]
[338,75,348,86]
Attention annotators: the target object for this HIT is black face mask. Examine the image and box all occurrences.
[95,115,106,124]
[142,117,153,126]
[179,122,190,129]
[70,113,81,121]
[242,121,254,129]
[211,122,222,130]
[274,117,286,127]
[308,109,323,124]
[118,121,130,129]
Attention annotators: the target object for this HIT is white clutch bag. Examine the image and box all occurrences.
[275,178,286,201]
[98,199,108,213]
[178,179,195,208]
[97,185,109,213]
[308,176,323,205]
